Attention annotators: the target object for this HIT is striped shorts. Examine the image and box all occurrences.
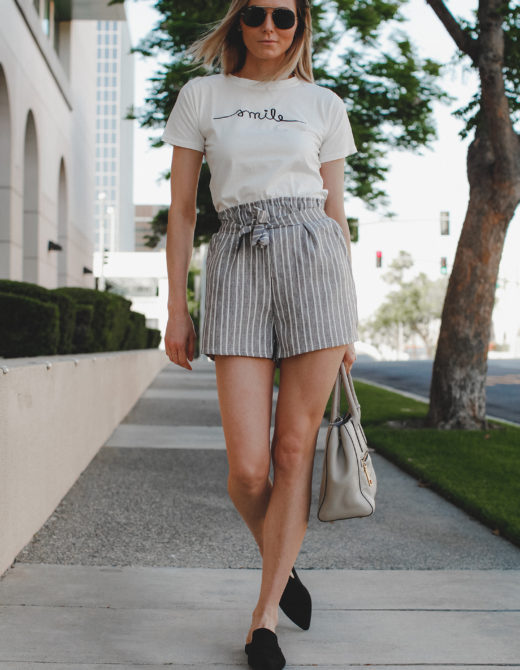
[200,195,358,367]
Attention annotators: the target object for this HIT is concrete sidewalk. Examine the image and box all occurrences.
[1,355,519,668]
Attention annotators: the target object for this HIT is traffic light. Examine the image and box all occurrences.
[440,211,450,236]
[440,256,447,274]
[376,250,382,268]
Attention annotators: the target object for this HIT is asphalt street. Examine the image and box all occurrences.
[353,355,520,424]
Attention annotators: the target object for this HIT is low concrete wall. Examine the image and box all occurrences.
[0,349,168,577]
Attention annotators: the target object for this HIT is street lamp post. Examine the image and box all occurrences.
[98,191,106,290]
[107,206,115,252]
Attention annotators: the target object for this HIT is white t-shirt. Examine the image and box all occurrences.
[161,73,357,212]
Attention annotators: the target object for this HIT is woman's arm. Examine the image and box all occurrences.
[164,145,204,370]
[320,157,357,370]
[320,158,353,261]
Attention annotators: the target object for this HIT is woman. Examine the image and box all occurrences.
[162,1,358,668]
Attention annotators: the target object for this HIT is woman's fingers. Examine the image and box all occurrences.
[342,343,356,373]
[164,313,196,370]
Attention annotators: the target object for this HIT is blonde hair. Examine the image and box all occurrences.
[186,1,314,84]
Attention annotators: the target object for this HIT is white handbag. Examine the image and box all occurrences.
[317,362,377,522]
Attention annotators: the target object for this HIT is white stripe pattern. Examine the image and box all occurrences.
[201,196,358,366]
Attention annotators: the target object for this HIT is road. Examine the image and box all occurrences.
[352,356,520,424]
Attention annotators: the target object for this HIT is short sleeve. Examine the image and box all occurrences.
[319,93,357,163]
[161,79,205,152]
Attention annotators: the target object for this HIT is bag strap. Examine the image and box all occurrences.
[330,368,342,422]
[340,362,361,423]
[329,363,362,424]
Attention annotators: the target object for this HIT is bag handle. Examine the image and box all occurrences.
[330,362,361,424]
[340,362,361,423]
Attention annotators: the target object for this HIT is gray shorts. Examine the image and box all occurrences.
[200,195,358,367]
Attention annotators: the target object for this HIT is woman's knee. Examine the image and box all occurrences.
[272,433,316,477]
[228,462,270,493]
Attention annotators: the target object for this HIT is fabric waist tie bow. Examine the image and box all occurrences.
[237,207,271,249]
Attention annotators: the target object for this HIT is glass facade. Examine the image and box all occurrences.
[95,20,120,252]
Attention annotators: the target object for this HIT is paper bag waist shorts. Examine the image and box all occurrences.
[200,195,358,367]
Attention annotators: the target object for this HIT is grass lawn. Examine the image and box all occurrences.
[274,368,520,547]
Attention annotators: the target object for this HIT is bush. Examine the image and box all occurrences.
[0,280,161,357]
[147,328,162,349]
[72,304,95,353]
[0,279,76,354]
[0,292,60,357]
[122,310,148,350]
[56,287,131,352]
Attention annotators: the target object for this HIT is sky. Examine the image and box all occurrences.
[125,0,518,257]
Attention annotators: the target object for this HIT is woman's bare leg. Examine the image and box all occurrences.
[247,345,348,643]
[214,347,348,645]
[214,355,276,556]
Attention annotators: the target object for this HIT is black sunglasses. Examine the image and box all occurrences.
[240,6,297,30]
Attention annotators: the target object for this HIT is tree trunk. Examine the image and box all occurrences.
[426,129,519,429]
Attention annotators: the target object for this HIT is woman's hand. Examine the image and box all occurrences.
[342,342,356,374]
[164,309,197,370]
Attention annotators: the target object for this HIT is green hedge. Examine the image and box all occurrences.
[0,292,60,357]
[147,328,162,348]
[72,304,95,353]
[55,287,132,352]
[0,280,162,358]
[0,279,76,354]
[122,310,148,350]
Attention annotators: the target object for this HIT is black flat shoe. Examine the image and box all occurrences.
[244,627,286,670]
[279,566,312,630]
